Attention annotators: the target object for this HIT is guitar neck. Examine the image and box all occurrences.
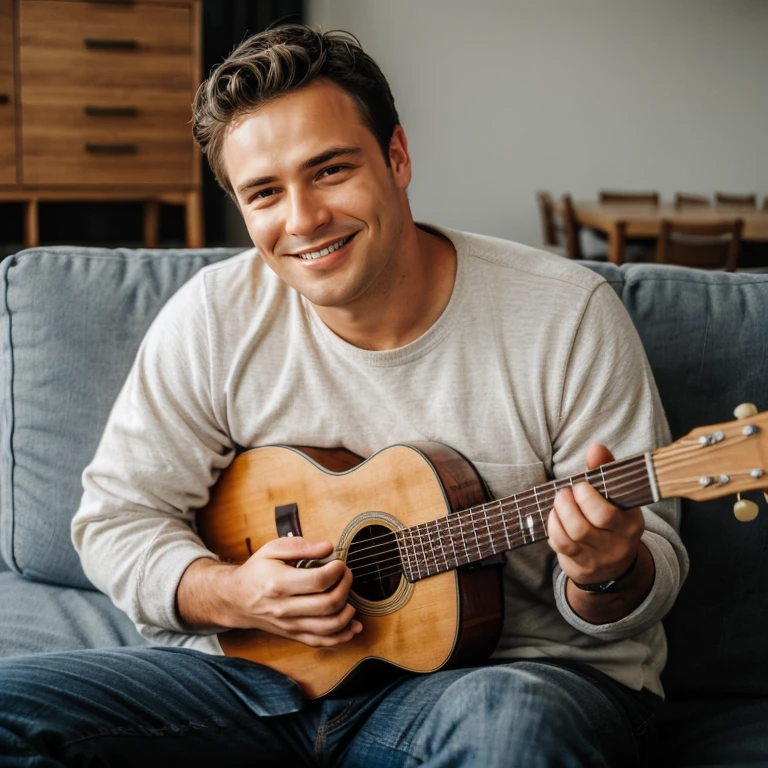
[396,454,654,582]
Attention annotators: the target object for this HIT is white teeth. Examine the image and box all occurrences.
[297,236,350,260]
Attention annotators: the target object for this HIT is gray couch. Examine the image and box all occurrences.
[1,246,767,766]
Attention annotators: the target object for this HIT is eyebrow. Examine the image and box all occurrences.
[235,146,362,197]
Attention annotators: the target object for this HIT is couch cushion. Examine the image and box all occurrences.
[656,698,768,767]
[616,265,768,699]
[0,246,241,589]
[0,571,147,655]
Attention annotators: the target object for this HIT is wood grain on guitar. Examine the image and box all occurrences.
[196,410,768,698]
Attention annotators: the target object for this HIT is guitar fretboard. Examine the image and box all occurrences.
[395,455,654,582]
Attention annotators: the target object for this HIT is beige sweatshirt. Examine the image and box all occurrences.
[73,226,688,698]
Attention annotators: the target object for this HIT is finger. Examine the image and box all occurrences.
[259,536,336,562]
[271,565,354,615]
[289,619,364,648]
[552,487,592,543]
[586,443,614,470]
[546,506,581,559]
[572,481,623,530]
[290,558,351,596]
[276,604,360,637]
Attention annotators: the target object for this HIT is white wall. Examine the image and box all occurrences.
[308,0,768,249]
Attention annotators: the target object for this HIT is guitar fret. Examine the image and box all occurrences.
[418,523,429,577]
[448,517,460,568]
[429,519,441,575]
[437,519,449,573]
[482,505,492,557]
[516,496,526,543]
[410,527,422,581]
[460,516,471,565]
[500,501,512,550]
[472,506,482,560]
[532,486,543,541]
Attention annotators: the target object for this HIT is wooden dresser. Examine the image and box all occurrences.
[0,0,204,248]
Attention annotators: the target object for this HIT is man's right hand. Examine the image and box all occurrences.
[176,537,363,647]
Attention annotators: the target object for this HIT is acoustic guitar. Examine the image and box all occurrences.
[196,410,768,698]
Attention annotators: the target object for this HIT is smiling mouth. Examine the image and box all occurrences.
[294,235,354,260]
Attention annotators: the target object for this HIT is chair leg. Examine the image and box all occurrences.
[24,198,39,249]
[185,190,204,248]
[143,200,160,249]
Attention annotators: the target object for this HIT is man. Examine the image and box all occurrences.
[0,24,686,766]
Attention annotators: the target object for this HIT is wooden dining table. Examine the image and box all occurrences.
[566,201,768,265]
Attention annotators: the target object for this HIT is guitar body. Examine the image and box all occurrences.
[196,442,505,699]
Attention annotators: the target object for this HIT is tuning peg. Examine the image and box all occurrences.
[734,493,759,522]
[734,403,758,420]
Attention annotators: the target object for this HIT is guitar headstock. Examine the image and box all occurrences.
[652,410,768,503]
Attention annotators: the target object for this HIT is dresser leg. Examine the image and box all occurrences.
[24,199,39,249]
[185,190,204,248]
[143,200,160,248]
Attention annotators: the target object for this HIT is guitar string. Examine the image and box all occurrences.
[344,430,759,573]
[342,461,651,570]
[352,464,765,585]
[344,467,653,579]
[345,466,655,582]
[348,435,764,583]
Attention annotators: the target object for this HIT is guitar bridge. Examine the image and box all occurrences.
[275,502,302,538]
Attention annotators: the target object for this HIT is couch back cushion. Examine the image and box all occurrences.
[589,262,768,698]
[0,246,240,588]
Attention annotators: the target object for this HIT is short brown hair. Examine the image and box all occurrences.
[192,24,400,196]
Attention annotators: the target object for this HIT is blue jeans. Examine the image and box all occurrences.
[0,647,661,767]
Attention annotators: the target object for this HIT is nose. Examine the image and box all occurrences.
[286,187,330,237]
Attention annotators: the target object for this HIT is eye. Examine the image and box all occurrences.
[245,187,279,207]
[319,165,347,178]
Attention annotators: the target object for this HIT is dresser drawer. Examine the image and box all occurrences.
[22,132,195,186]
[0,0,16,184]
[20,0,193,92]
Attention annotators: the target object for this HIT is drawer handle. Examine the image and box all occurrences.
[85,143,138,155]
[84,38,139,51]
[84,106,139,118]
[86,0,135,4]
[0,94,9,105]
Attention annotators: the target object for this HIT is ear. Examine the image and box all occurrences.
[388,125,412,189]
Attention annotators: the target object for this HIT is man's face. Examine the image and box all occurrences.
[223,79,412,312]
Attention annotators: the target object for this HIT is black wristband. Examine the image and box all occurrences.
[570,553,639,594]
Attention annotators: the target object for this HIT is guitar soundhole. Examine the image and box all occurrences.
[348,524,402,602]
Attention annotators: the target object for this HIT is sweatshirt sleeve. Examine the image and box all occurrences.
[549,281,689,641]
[72,272,234,641]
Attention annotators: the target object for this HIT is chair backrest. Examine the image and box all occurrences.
[536,191,559,246]
[561,194,584,260]
[674,193,710,208]
[599,190,659,205]
[656,219,743,272]
[715,192,757,208]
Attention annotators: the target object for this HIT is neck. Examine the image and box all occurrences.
[314,225,457,351]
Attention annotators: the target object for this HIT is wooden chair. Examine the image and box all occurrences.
[764,196,768,211]
[674,193,710,208]
[599,190,659,205]
[715,193,757,208]
[561,194,584,260]
[655,219,743,272]
[536,191,560,248]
